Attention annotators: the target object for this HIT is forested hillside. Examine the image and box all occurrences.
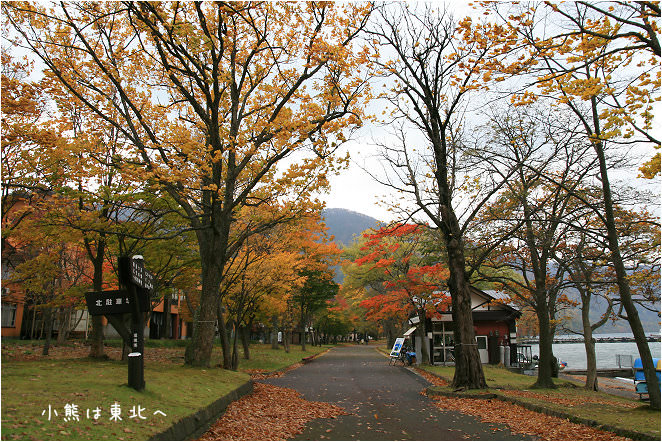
[322,208,381,247]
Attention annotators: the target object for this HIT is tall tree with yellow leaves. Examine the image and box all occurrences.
[5,2,373,367]
[477,0,660,408]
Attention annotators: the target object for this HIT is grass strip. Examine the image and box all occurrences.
[1,358,249,441]
[1,341,335,440]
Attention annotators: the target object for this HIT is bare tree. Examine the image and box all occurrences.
[366,3,521,389]
[472,104,597,388]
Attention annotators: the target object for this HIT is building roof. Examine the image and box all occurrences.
[472,288,521,316]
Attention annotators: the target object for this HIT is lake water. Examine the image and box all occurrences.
[527,333,661,370]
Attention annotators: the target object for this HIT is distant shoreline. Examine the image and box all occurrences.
[519,335,661,345]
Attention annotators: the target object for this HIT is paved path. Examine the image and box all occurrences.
[264,345,531,440]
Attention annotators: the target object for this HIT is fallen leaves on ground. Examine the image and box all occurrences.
[413,367,449,386]
[200,382,349,440]
[2,343,184,364]
[499,389,640,409]
[428,395,627,440]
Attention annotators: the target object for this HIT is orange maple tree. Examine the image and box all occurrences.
[352,223,450,362]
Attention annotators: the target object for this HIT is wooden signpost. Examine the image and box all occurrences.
[85,255,154,391]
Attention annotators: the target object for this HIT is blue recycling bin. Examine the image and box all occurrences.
[633,358,661,398]
[633,358,661,382]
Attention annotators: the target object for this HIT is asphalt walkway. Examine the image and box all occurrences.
[264,344,531,440]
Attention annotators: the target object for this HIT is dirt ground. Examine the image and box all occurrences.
[559,373,642,401]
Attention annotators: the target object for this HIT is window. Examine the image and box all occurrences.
[1,302,17,327]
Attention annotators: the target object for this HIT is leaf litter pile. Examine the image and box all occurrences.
[413,367,449,386]
[200,382,348,440]
[412,368,627,440]
[429,395,627,441]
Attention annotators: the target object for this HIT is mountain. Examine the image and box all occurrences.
[322,208,381,247]
[322,208,381,284]
[562,295,660,334]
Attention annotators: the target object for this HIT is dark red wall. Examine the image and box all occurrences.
[473,321,511,346]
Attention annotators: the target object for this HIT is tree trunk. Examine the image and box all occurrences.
[185,284,219,366]
[384,319,397,350]
[271,315,279,350]
[588,103,659,408]
[284,329,290,353]
[216,303,232,369]
[581,298,599,391]
[121,340,130,361]
[42,308,53,356]
[446,237,486,389]
[230,322,240,371]
[240,325,250,360]
[56,308,68,345]
[584,336,598,391]
[30,306,37,340]
[162,292,171,339]
[416,309,430,364]
[185,227,229,367]
[301,310,307,351]
[533,304,556,389]
[87,237,106,359]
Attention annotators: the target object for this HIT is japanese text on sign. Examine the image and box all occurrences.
[42,402,166,422]
[130,258,154,291]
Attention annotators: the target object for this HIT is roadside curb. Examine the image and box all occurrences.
[149,380,253,441]
[417,369,658,441]
[250,347,333,379]
[426,386,497,400]
[302,347,331,364]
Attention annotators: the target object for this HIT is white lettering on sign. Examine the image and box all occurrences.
[96,300,102,307]
[116,298,123,305]
[131,259,142,286]
[130,258,154,290]
[106,299,113,306]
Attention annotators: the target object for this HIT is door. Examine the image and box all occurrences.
[476,336,488,364]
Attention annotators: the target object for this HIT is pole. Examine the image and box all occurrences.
[119,255,146,391]
[127,280,145,390]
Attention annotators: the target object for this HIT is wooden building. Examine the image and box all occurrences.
[410,287,521,366]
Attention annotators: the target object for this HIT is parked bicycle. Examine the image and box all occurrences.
[398,345,416,366]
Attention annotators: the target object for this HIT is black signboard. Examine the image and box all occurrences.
[130,258,154,291]
[85,290,131,315]
[86,255,153,391]
[85,289,150,315]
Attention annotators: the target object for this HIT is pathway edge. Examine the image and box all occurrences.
[149,380,254,441]
[419,370,658,441]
